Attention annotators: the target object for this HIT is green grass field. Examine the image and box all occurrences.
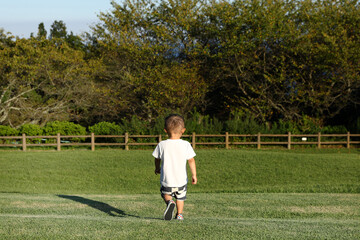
[0,149,359,239]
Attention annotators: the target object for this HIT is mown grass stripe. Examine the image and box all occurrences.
[2,213,359,225]
[0,214,144,222]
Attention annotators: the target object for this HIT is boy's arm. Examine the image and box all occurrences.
[154,158,161,175]
[188,158,197,184]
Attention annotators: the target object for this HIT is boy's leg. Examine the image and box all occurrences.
[174,185,187,219]
[163,194,176,220]
[163,194,173,203]
[176,200,184,214]
[161,186,176,220]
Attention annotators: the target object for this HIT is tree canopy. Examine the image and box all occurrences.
[1,0,359,129]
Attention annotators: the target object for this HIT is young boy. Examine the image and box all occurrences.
[152,114,197,221]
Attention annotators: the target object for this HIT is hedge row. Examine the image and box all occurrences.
[0,113,355,138]
[0,121,87,137]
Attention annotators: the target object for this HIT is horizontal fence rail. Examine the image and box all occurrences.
[0,132,359,151]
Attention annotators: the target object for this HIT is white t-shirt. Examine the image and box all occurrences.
[152,139,196,187]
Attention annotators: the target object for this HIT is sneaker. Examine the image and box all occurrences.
[163,200,176,221]
[176,213,184,220]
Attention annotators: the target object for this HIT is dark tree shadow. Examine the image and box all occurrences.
[57,195,141,218]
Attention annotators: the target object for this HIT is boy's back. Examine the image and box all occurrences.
[153,139,196,188]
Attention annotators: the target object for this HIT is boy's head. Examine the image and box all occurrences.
[164,114,185,135]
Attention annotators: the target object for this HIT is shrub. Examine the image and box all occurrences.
[270,120,299,134]
[89,122,124,143]
[296,116,322,134]
[0,125,19,144]
[186,112,223,134]
[121,115,149,135]
[321,125,348,134]
[43,121,86,135]
[89,122,123,135]
[268,116,322,134]
[18,124,43,143]
[19,124,43,136]
[0,125,19,136]
[43,121,86,142]
[149,114,167,135]
[224,112,265,134]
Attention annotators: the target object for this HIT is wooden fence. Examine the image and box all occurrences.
[0,132,359,151]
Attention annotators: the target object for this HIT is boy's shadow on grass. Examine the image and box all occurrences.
[57,195,144,219]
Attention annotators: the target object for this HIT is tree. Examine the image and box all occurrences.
[200,0,360,124]
[37,22,47,39]
[294,0,360,121]
[0,35,98,127]
[66,31,84,50]
[90,0,208,121]
[50,20,67,39]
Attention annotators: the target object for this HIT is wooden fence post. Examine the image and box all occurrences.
[158,134,162,143]
[192,132,196,149]
[57,133,61,151]
[317,132,321,149]
[347,132,350,149]
[22,133,27,152]
[125,132,129,150]
[225,132,229,149]
[257,132,261,149]
[91,133,95,151]
[288,132,291,150]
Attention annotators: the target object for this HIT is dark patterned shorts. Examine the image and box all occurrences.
[160,184,187,201]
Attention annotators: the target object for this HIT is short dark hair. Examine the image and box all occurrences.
[165,114,185,133]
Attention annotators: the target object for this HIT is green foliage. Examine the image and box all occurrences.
[88,122,124,143]
[121,116,149,135]
[224,112,266,134]
[296,116,323,134]
[269,116,323,134]
[321,125,348,134]
[19,124,43,136]
[43,121,86,136]
[18,124,43,143]
[43,121,86,142]
[185,111,223,134]
[49,20,67,39]
[91,0,208,120]
[36,22,47,38]
[202,0,360,123]
[269,120,297,134]
[0,125,18,136]
[148,115,166,135]
[1,0,359,129]
[88,122,123,135]
[0,35,98,127]
[89,0,360,125]
[0,125,19,144]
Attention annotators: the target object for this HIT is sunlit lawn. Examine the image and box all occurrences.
[0,149,359,239]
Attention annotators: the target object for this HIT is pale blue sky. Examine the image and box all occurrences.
[0,0,113,38]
